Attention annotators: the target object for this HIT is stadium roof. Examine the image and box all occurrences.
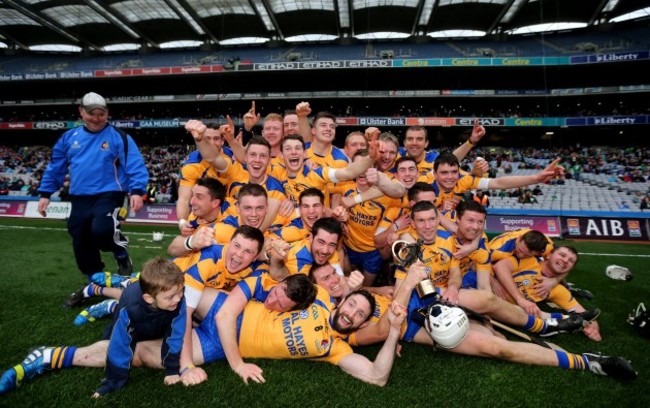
[0,0,648,52]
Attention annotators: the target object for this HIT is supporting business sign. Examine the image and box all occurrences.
[486,215,562,237]
[126,205,177,224]
[0,201,28,217]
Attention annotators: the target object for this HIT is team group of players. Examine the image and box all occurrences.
[0,101,637,398]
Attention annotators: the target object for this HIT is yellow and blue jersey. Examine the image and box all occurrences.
[236,270,279,303]
[489,229,554,263]
[378,206,408,235]
[268,160,287,181]
[440,209,458,223]
[432,174,488,208]
[397,148,439,180]
[456,233,492,279]
[220,160,287,202]
[278,165,338,207]
[503,255,578,311]
[180,150,232,187]
[269,155,285,170]
[211,214,276,243]
[394,229,459,287]
[502,256,545,303]
[238,286,353,365]
[176,244,259,308]
[272,217,311,243]
[344,291,430,345]
[284,238,341,276]
[340,185,403,252]
[280,144,348,208]
[213,216,241,244]
[305,143,350,168]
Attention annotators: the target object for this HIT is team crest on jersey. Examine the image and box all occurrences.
[311,305,320,319]
[71,140,81,149]
[522,279,531,286]
[316,339,329,352]
[101,141,110,150]
[299,310,309,319]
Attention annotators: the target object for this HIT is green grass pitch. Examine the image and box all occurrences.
[0,217,648,408]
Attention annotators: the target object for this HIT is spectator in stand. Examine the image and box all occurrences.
[473,190,490,208]
[146,183,158,204]
[518,190,538,204]
[640,196,650,210]
[631,170,646,182]
[168,174,179,204]
[509,187,523,198]
[0,177,9,195]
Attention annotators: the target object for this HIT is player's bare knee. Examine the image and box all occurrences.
[480,340,513,360]
[486,291,500,310]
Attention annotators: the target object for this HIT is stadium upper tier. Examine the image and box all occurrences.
[0,26,648,75]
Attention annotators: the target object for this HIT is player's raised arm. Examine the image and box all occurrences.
[216,285,266,384]
[487,158,563,190]
[337,302,406,386]
[296,101,313,142]
[451,118,485,162]
[333,132,381,182]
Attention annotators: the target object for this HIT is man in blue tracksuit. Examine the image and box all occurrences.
[37,92,149,297]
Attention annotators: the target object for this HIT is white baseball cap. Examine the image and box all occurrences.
[81,92,107,112]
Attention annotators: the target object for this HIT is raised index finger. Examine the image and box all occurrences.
[548,157,561,168]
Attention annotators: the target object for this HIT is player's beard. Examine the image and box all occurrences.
[331,308,356,334]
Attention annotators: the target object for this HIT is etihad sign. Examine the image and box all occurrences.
[34,122,66,129]
[456,118,504,126]
[255,60,390,70]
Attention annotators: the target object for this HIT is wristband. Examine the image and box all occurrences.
[465,139,475,147]
[184,236,194,251]
[178,218,188,229]
[354,195,363,205]
[180,365,195,376]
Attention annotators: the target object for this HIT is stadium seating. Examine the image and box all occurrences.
[1,27,648,75]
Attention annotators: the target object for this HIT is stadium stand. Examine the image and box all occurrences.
[1,26,649,75]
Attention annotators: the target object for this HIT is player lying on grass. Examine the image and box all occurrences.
[309,261,637,381]
[394,201,596,337]
[493,245,602,341]
[0,272,407,394]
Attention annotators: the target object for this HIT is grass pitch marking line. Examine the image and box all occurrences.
[580,252,650,258]
[0,224,163,237]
